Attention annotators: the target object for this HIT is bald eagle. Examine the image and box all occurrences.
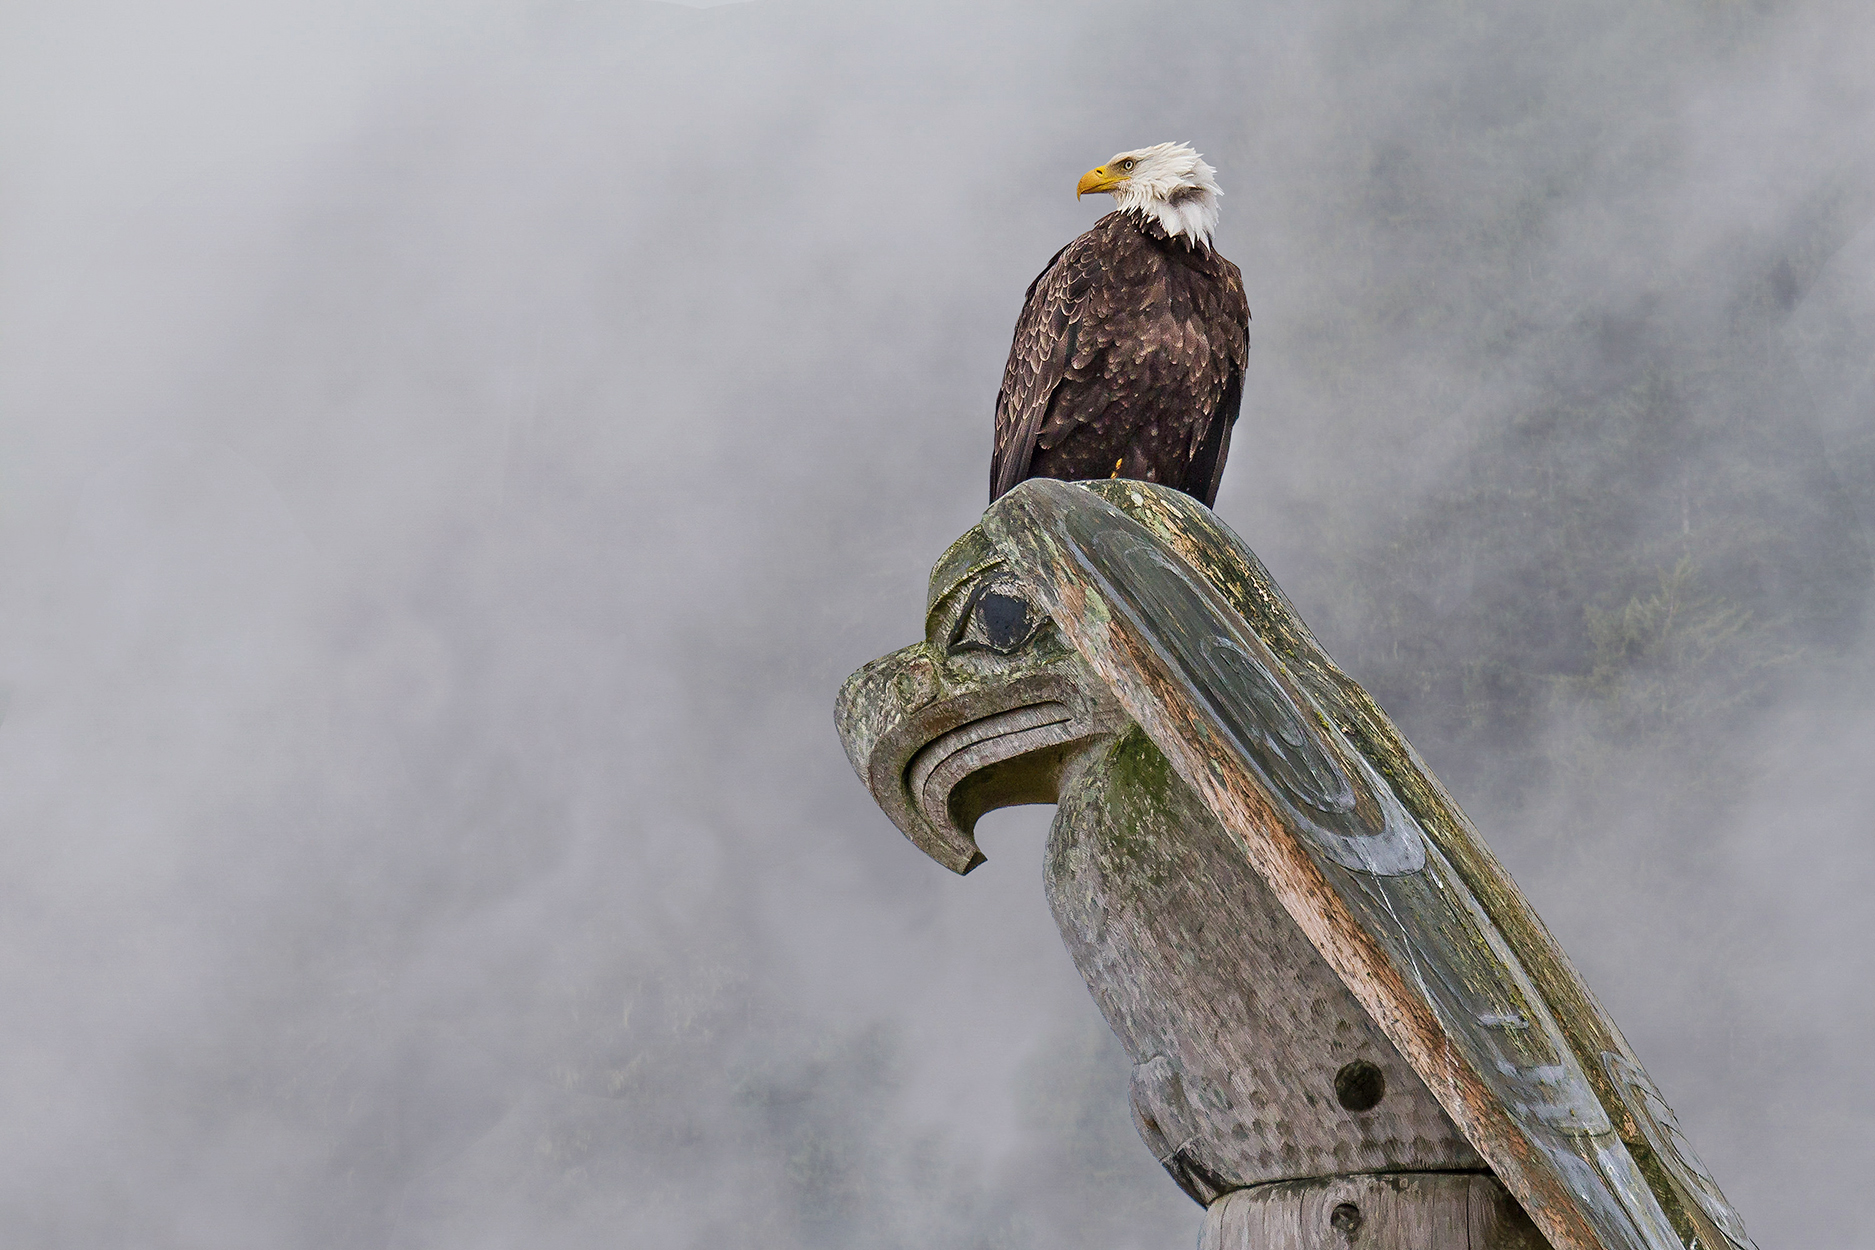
[991,143,1250,508]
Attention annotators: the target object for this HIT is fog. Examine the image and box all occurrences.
[1,0,1871,1245]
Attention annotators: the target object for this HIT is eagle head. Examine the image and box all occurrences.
[1076,141,1222,248]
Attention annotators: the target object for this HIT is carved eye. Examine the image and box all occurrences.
[1120,158,1135,170]
[951,583,1046,655]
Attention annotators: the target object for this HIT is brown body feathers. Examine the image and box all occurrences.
[991,209,1250,507]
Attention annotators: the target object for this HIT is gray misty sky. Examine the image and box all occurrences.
[1,0,1872,1246]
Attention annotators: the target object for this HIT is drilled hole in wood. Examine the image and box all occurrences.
[1334,1060,1385,1111]
[1330,1201,1363,1237]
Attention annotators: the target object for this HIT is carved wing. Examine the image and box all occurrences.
[980,479,1758,1250]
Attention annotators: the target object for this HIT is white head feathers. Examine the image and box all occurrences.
[1082,141,1222,249]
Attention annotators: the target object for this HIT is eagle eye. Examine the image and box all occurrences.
[951,583,1046,655]
[1120,158,1135,170]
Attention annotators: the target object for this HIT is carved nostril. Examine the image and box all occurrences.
[894,664,938,711]
[1334,1060,1385,1112]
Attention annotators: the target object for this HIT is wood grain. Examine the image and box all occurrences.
[1200,1173,1551,1250]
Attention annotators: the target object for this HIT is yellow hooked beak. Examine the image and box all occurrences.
[1077,165,1127,198]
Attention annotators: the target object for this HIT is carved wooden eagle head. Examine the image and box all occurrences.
[835,519,1127,875]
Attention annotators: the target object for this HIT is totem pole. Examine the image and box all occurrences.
[834,480,1756,1250]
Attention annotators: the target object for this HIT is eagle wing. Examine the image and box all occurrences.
[991,235,1102,502]
[1187,338,1245,508]
[1182,254,1249,507]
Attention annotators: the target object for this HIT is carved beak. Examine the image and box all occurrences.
[835,643,1123,873]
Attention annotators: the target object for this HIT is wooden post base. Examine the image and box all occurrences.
[1199,1173,1553,1250]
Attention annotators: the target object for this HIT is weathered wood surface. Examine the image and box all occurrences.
[1199,1174,1550,1250]
[833,479,1757,1250]
[1049,726,1482,1198]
